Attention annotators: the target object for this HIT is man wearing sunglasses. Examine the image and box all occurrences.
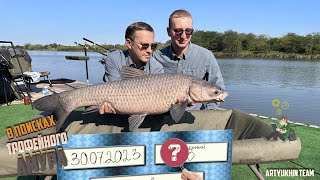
[100,22,167,114]
[153,9,225,110]
[153,10,277,142]
[102,21,163,83]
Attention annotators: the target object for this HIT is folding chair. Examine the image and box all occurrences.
[0,48,24,103]
[0,45,53,105]
[6,48,52,89]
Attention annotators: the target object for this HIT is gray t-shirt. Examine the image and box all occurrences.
[153,43,225,110]
[103,50,164,82]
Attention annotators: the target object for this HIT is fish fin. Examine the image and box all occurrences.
[120,66,146,80]
[128,114,147,131]
[169,99,188,123]
[33,93,71,130]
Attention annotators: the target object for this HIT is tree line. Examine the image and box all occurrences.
[191,30,320,59]
[1,31,320,60]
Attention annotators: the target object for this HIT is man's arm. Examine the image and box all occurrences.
[103,53,122,82]
[205,53,225,110]
[149,56,165,74]
[153,66,164,74]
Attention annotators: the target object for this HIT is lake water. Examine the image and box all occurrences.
[28,51,320,126]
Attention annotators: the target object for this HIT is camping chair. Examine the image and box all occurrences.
[0,48,52,104]
[0,53,17,104]
[6,48,52,89]
[0,48,25,102]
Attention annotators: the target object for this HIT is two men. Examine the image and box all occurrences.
[100,10,274,142]
[100,9,224,113]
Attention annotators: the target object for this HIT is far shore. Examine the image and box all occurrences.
[2,45,319,60]
[214,51,320,60]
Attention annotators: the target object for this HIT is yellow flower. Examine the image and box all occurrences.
[272,99,280,107]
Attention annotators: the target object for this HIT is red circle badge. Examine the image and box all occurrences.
[160,138,189,167]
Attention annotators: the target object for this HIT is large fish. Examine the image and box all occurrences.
[33,67,228,131]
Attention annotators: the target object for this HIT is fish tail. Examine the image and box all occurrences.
[33,93,71,130]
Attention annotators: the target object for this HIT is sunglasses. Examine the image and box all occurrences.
[170,28,194,35]
[130,39,158,50]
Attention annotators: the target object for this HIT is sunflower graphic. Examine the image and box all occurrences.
[272,99,280,107]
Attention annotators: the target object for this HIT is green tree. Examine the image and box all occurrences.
[279,33,305,53]
[305,34,314,54]
[311,32,320,54]
[24,43,31,50]
[242,33,256,51]
[222,30,242,53]
[192,30,222,51]
[268,37,281,52]
[254,35,270,53]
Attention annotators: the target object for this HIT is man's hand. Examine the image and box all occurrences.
[99,102,116,114]
[181,168,203,180]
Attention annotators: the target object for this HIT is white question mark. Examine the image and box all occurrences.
[168,144,181,161]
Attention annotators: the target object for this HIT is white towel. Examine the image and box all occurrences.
[23,71,41,83]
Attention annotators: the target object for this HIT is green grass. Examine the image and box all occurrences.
[0,104,319,179]
[0,104,40,137]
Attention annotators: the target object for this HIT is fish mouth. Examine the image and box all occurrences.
[198,92,228,103]
[214,92,228,102]
[214,99,224,102]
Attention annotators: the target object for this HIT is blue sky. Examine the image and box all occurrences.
[1,0,319,45]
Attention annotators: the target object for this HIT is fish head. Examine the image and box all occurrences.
[189,80,228,103]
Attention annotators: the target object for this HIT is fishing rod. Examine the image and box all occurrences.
[83,37,110,52]
[80,39,112,65]
[71,41,109,85]
[74,41,108,56]
[74,41,107,65]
